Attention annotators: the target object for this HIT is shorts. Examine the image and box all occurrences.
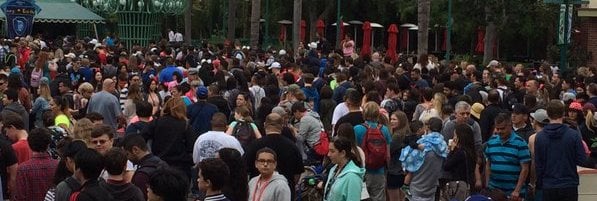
[386,173,405,189]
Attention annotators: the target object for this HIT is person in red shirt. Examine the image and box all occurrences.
[3,112,30,164]
[14,128,59,201]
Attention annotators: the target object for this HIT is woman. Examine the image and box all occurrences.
[142,97,193,179]
[145,79,162,116]
[324,137,365,201]
[233,92,254,117]
[412,88,438,122]
[123,83,144,124]
[31,77,51,128]
[51,96,73,131]
[8,73,31,111]
[387,111,410,201]
[91,70,103,92]
[565,101,584,129]
[31,51,47,95]
[226,106,262,149]
[441,124,477,201]
[72,118,94,146]
[217,148,248,201]
[336,123,369,200]
[73,82,93,119]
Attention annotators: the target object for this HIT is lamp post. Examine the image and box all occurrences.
[264,0,270,47]
[445,0,452,60]
[336,0,340,48]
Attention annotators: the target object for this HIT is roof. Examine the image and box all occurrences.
[0,0,104,24]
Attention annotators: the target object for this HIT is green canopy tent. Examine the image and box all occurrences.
[0,0,104,38]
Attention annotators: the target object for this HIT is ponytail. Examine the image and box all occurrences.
[586,110,596,132]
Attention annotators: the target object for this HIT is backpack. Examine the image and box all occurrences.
[311,130,330,156]
[232,121,256,149]
[496,87,514,110]
[360,123,388,169]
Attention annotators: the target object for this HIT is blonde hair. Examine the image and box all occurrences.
[586,110,597,132]
[78,82,93,94]
[73,118,94,144]
[162,97,188,121]
[433,92,446,115]
[362,101,381,121]
[38,84,52,101]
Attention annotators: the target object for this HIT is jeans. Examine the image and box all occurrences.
[365,173,386,201]
[543,187,577,201]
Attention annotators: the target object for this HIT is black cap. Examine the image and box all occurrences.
[512,103,529,115]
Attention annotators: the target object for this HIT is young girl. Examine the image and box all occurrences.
[226,106,262,149]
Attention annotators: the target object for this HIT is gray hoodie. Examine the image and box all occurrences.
[248,172,291,201]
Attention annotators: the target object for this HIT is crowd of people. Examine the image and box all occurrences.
[0,32,595,201]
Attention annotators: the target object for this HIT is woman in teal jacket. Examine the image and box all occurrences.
[324,137,365,201]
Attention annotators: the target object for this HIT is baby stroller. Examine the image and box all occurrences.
[297,164,325,201]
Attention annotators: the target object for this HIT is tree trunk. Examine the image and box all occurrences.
[250,0,261,49]
[292,0,302,53]
[483,3,497,65]
[184,0,192,43]
[227,0,238,41]
[417,0,430,55]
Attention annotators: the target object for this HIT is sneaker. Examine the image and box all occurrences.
[401,184,412,200]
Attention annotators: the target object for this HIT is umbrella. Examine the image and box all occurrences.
[277,20,292,24]
[349,20,363,46]
[279,25,287,42]
[387,24,398,63]
[475,27,485,53]
[316,19,325,37]
[300,20,306,42]
[339,20,345,42]
[442,29,447,51]
[360,21,372,57]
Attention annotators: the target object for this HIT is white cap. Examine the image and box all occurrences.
[269,62,281,69]
[278,49,287,55]
[308,42,317,49]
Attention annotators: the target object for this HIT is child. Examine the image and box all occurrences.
[399,117,448,198]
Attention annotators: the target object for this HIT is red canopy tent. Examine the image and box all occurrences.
[300,20,306,42]
[387,24,398,63]
[360,21,372,57]
[279,25,287,42]
[316,19,325,37]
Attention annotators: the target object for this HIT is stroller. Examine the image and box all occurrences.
[297,164,325,201]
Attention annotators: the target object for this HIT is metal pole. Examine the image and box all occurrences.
[336,0,340,48]
[560,2,568,72]
[445,0,452,60]
[93,23,99,40]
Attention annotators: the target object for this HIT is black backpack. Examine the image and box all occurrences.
[232,121,256,149]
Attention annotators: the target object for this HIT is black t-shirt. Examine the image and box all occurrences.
[333,111,364,136]
[245,134,304,198]
[0,138,17,198]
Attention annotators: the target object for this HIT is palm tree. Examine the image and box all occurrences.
[250,0,261,49]
[417,0,430,55]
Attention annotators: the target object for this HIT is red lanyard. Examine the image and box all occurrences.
[252,177,271,201]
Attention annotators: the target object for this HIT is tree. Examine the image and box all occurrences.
[417,0,431,55]
[227,0,238,41]
[293,0,302,52]
[250,0,261,49]
[184,0,192,43]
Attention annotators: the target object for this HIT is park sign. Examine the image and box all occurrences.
[0,0,41,39]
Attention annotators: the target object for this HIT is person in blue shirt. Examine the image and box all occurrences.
[353,102,392,201]
[158,57,182,83]
[485,113,530,200]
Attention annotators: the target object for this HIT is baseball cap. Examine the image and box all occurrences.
[196,86,208,99]
[530,109,549,125]
[486,60,499,68]
[188,68,198,75]
[269,62,281,69]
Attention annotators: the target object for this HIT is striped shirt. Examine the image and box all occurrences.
[484,132,530,197]
[119,86,128,111]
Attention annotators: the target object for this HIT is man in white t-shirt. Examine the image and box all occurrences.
[192,113,244,164]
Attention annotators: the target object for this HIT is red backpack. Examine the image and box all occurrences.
[360,123,388,169]
[312,129,330,156]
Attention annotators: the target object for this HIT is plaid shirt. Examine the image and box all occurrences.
[14,152,59,201]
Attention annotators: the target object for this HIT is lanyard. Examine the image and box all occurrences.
[252,177,271,201]
[324,164,345,200]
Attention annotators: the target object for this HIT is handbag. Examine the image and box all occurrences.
[440,151,471,201]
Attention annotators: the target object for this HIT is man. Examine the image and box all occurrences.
[511,104,534,142]
[188,86,219,140]
[479,90,504,142]
[333,88,363,135]
[249,74,266,111]
[87,79,123,129]
[410,69,429,89]
[14,128,59,201]
[291,101,324,162]
[71,148,113,201]
[58,80,75,109]
[197,158,232,201]
[526,79,547,106]
[409,118,446,201]
[2,88,29,131]
[0,113,17,199]
[3,113,30,163]
[509,76,527,105]
[535,100,597,201]
[54,140,87,201]
[117,73,129,110]
[441,101,482,149]
[192,113,244,164]
[99,148,145,201]
[245,113,304,199]
[147,168,189,201]
[89,125,135,180]
[248,148,291,201]
[125,101,153,136]
[301,73,320,112]
[485,113,530,200]
[207,84,231,118]
[332,72,353,104]
[122,134,168,198]
[381,83,403,116]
